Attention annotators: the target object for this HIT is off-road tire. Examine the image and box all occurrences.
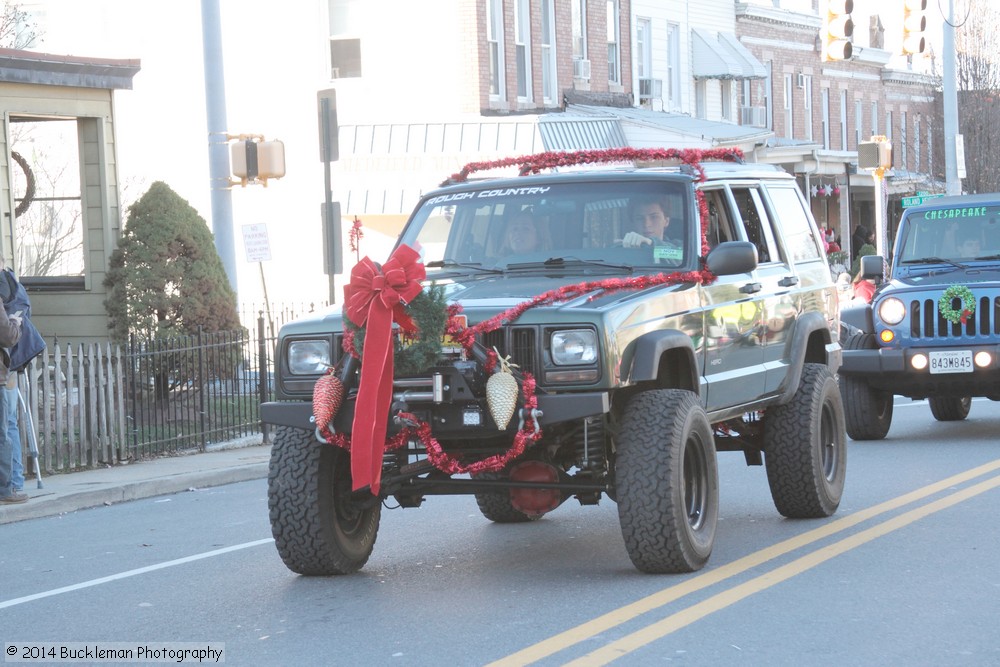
[764,363,846,518]
[928,396,972,421]
[268,425,381,575]
[841,333,894,440]
[473,472,539,523]
[615,389,718,574]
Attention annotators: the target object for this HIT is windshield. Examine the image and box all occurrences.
[897,204,1000,264]
[399,180,693,274]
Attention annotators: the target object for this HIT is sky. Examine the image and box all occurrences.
[24,0,339,308]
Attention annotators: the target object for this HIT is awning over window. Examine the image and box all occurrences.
[692,29,766,80]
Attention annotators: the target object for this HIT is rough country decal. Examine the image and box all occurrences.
[476,186,551,199]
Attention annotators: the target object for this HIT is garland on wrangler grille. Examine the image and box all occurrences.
[320,147,738,494]
[939,284,976,325]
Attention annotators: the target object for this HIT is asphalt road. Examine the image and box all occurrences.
[2,397,1000,666]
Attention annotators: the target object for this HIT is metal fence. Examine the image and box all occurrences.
[15,301,330,473]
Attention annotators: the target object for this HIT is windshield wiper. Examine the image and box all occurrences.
[424,259,504,275]
[900,256,968,270]
[971,254,1000,261]
[505,257,635,273]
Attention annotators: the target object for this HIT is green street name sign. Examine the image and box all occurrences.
[901,193,944,208]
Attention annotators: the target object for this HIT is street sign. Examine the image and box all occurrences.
[242,223,272,262]
[901,194,944,208]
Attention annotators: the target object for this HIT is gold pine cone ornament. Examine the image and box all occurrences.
[486,351,519,430]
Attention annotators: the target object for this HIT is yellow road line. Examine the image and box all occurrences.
[487,458,1000,667]
[568,473,1000,666]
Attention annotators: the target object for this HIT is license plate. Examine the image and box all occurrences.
[929,350,973,374]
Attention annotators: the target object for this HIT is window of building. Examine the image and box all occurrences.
[666,23,680,109]
[722,80,732,121]
[784,74,793,139]
[514,0,532,100]
[695,79,707,119]
[854,99,863,148]
[915,113,922,173]
[572,0,586,61]
[885,110,893,142]
[870,101,878,137]
[802,75,813,141]
[821,87,830,149]
[901,111,908,169]
[487,0,505,100]
[10,117,85,283]
[541,0,557,105]
[606,0,620,84]
[765,61,773,130]
[329,39,362,79]
[927,124,933,176]
[840,89,848,149]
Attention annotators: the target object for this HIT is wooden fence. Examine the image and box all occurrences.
[16,342,127,473]
[12,303,333,475]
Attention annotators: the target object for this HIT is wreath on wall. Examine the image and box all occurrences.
[11,150,36,217]
[939,284,976,325]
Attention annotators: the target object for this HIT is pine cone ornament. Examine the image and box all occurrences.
[486,351,519,430]
[312,370,345,434]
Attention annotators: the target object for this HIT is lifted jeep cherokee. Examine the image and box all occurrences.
[262,149,846,575]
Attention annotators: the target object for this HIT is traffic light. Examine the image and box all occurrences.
[231,138,286,186]
[902,0,927,55]
[821,0,854,61]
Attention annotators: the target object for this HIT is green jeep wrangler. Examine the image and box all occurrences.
[262,149,846,575]
[840,193,1000,439]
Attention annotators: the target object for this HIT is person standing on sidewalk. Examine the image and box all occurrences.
[0,298,22,503]
[0,259,45,496]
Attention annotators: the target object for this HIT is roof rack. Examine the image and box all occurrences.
[442,147,744,186]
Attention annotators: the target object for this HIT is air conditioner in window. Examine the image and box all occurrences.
[740,106,767,127]
[573,59,591,79]
[638,78,663,106]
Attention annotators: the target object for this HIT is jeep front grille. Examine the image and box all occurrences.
[910,296,1000,340]
[479,327,538,376]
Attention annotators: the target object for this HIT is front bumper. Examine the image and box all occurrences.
[840,344,1000,398]
[261,390,610,433]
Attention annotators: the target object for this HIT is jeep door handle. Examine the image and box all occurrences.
[740,282,762,294]
[778,275,799,287]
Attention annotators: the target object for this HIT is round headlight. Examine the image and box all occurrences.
[551,329,597,365]
[288,340,331,374]
[878,297,906,326]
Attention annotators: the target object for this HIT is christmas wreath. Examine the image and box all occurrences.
[939,284,976,325]
[344,283,449,377]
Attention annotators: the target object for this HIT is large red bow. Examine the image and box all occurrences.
[342,244,425,493]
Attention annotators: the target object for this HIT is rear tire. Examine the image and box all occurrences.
[840,333,894,440]
[268,425,381,575]
[928,396,971,421]
[765,364,847,518]
[615,389,718,573]
[473,472,538,523]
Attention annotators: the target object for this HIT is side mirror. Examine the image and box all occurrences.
[706,241,758,276]
[860,254,884,280]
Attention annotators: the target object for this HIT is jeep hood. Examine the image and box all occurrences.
[430,273,690,314]
[882,269,1000,296]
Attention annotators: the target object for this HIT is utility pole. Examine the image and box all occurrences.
[941,0,962,195]
[201,0,238,295]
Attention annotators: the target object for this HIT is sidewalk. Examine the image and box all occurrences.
[0,437,271,525]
